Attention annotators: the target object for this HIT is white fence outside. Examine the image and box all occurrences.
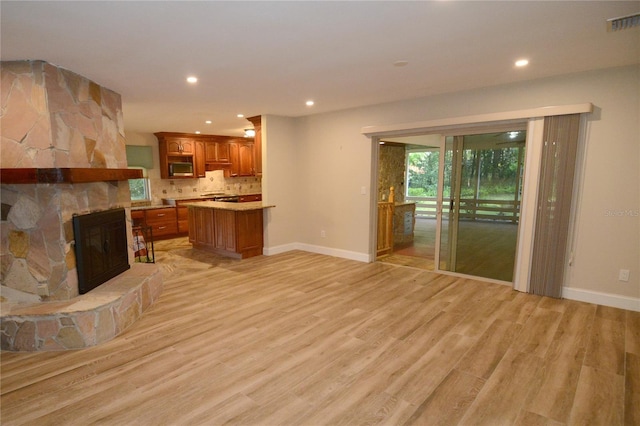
[407,196,520,223]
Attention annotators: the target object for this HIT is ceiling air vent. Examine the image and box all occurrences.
[607,12,640,32]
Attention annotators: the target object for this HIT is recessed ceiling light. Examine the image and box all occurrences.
[237,114,244,118]
[306,100,315,107]
[195,131,201,134]
[515,59,529,67]
[394,60,409,67]
[205,120,212,124]
[186,76,198,83]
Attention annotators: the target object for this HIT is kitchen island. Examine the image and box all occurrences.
[184,201,274,259]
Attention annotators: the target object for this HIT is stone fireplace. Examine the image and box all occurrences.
[1,60,162,351]
[73,208,130,294]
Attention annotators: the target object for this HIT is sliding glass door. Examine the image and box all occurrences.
[438,129,526,282]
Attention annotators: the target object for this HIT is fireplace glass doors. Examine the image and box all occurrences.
[73,208,130,294]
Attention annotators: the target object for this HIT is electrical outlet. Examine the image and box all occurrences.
[321,230,326,238]
[618,269,630,282]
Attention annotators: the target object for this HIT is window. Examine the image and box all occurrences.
[128,167,151,201]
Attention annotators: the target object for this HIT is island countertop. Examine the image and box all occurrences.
[183,201,275,211]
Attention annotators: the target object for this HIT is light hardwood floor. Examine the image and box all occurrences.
[380,218,518,282]
[2,238,638,425]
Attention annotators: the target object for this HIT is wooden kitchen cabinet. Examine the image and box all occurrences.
[238,194,262,203]
[235,210,264,256]
[177,204,190,233]
[155,132,196,179]
[188,207,214,248]
[156,132,259,179]
[131,209,146,227]
[144,207,178,238]
[215,209,236,252]
[188,205,265,258]
[239,142,255,176]
[205,140,230,163]
[246,115,262,177]
[163,197,215,234]
[194,140,206,178]
[166,138,194,155]
[229,141,255,177]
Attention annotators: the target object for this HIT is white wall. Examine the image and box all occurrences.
[262,115,302,251]
[262,65,639,305]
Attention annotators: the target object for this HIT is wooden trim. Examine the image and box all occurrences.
[0,168,142,184]
[376,202,394,257]
[361,103,593,137]
[154,132,247,143]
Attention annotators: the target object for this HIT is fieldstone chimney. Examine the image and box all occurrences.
[1,60,134,301]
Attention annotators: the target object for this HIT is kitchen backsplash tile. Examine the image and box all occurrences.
[149,170,261,202]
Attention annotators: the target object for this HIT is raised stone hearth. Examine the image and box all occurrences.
[1,263,162,351]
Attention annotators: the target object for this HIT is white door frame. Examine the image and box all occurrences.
[365,103,593,292]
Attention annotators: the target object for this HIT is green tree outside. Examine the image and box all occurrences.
[407,147,523,201]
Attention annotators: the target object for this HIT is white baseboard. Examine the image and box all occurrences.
[264,242,370,263]
[562,287,640,312]
[263,243,299,256]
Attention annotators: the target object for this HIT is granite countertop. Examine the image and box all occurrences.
[131,204,168,211]
[162,194,226,202]
[131,194,227,210]
[183,201,275,211]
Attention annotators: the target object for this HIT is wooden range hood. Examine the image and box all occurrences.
[0,168,142,184]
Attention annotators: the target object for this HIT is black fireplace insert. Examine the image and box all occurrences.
[73,208,130,294]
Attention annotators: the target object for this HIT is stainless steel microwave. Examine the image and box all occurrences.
[168,162,194,177]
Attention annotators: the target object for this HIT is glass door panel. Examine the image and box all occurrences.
[438,130,526,282]
[405,146,441,269]
[438,136,457,271]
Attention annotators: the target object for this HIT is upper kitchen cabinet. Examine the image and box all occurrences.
[166,138,194,155]
[205,139,231,164]
[229,140,255,177]
[155,131,259,179]
[194,140,206,178]
[246,115,262,177]
[155,132,196,179]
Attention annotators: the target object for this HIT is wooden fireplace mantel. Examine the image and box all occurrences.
[0,168,143,184]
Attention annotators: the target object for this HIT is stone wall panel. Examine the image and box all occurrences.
[46,263,68,300]
[0,66,14,106]
[51,113,71,153]
[26,229,51,282]
[56,326,85,349]
[14,320,36,351]
[8,195,43,230]
[0,138,26,168]
[378,144,406,203]
[95,307,115,344]
[25,115,54,150]
[76,311,96,345]
[8,230,28,258]
[0,76,40,145]
[36,318,60,341]
[5,259,39,295]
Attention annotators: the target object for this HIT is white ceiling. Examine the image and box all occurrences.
[2,1,638,137]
